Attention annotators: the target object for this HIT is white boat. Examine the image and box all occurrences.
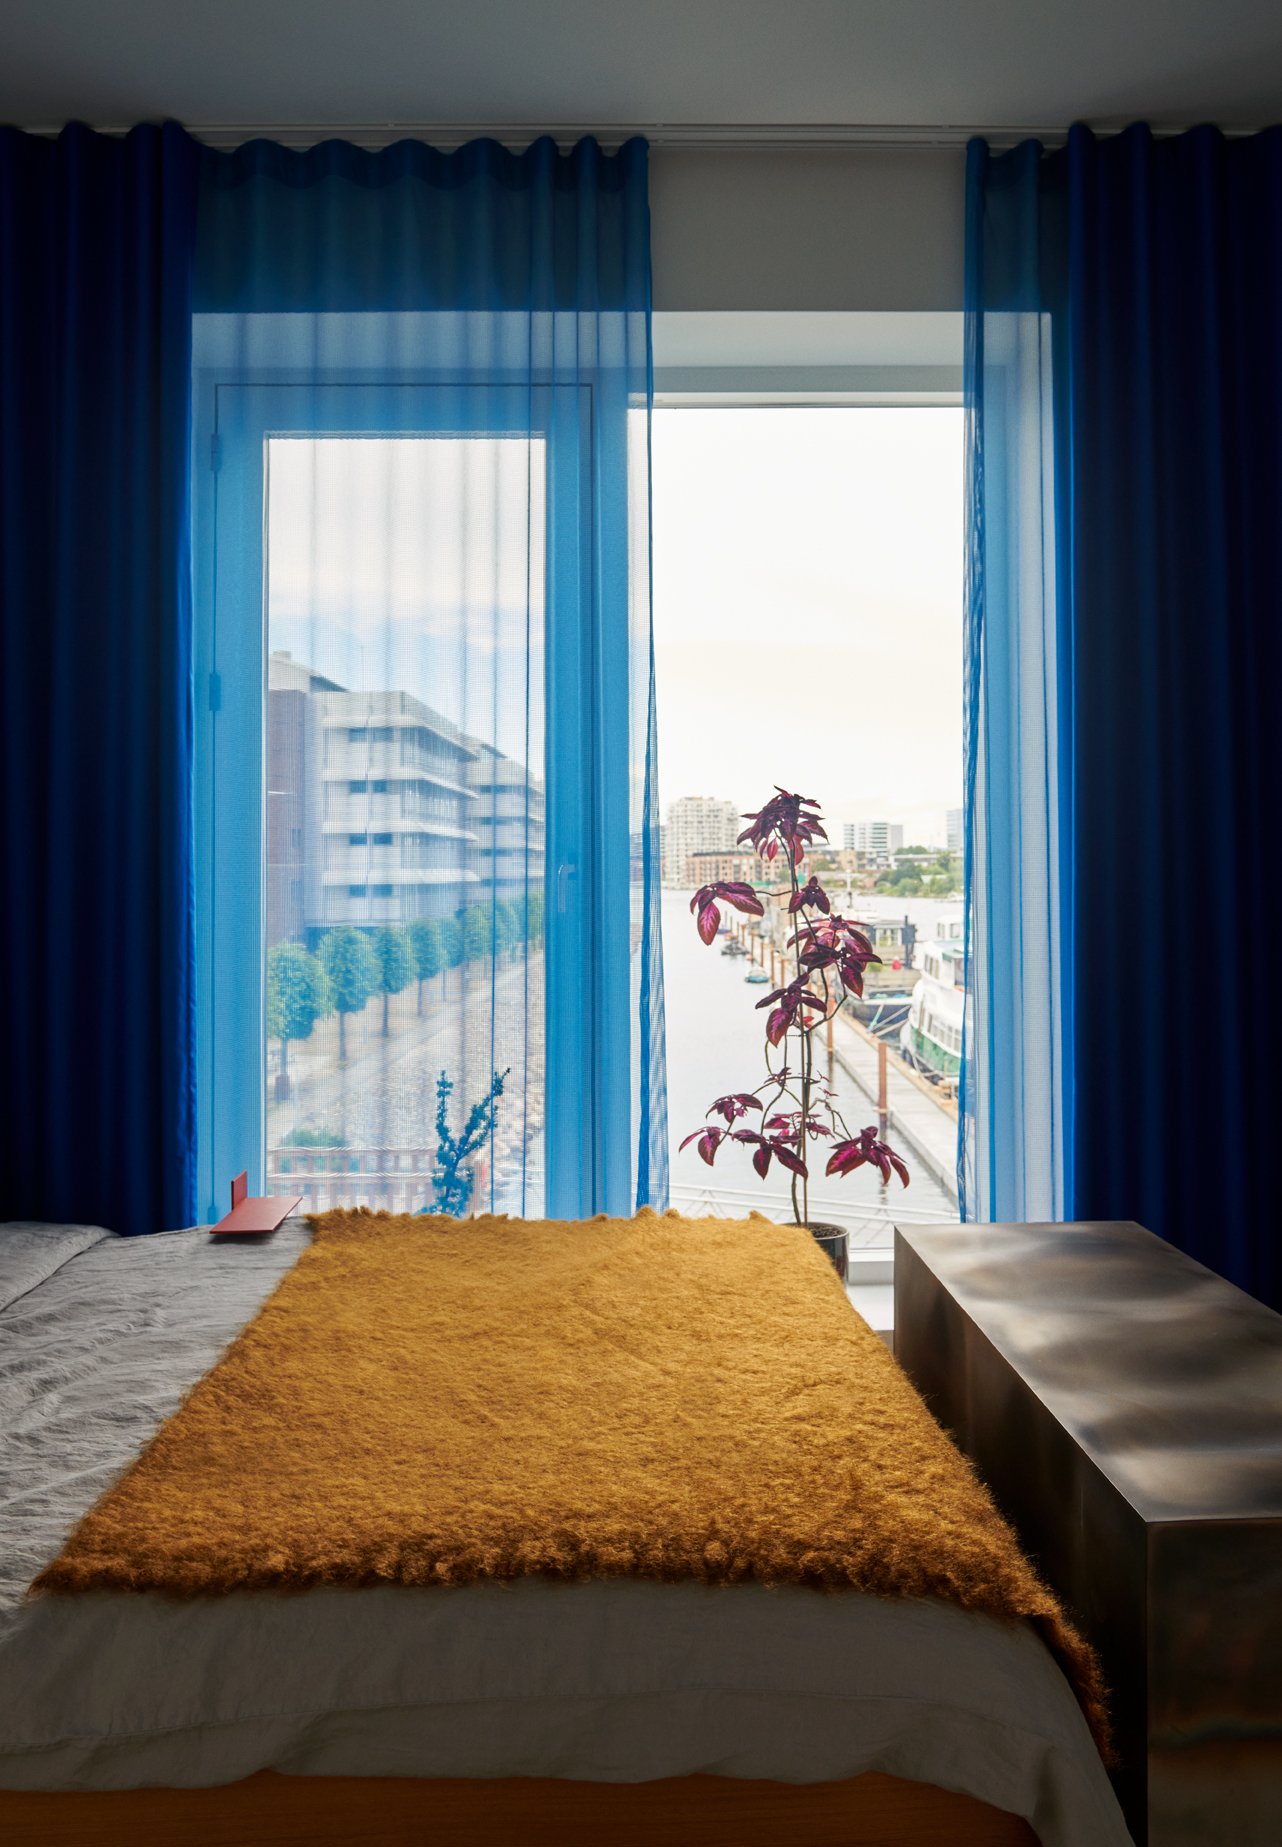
[899,909,966,1081]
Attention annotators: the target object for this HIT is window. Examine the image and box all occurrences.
[651,314,963,1255]
[195,386,565,1220]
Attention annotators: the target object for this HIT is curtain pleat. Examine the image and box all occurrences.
[964,123,1282,1308]
[192,135,665,1221]
[0,122,200,1235]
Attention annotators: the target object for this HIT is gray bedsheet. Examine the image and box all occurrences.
[0,1220,114,1316]
[0,1221,1131,1846]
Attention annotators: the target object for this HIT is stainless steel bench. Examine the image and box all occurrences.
[894,1218,1282,1847]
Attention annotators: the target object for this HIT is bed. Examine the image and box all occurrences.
[0,1216,1131,1846]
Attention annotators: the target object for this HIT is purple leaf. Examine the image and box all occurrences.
[754,987,789,1009]
[825,1129,910,1187]
[718,882,766,917]
[772,1143,808,1178]
[709,1091,766,1124]
[825,1141,867,1177]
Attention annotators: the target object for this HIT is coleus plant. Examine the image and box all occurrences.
[682,788,909,1228]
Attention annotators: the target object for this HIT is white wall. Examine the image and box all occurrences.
[649,148,966,312]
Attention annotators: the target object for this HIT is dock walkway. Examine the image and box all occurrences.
[826,1010,958,1198]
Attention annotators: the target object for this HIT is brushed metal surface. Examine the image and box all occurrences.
[894,1220,1282,1847]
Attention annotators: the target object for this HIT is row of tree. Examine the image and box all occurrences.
[267,894,545,1091]
[873,850,962,898]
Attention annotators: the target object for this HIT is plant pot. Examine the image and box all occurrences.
[804,1219,848,1282]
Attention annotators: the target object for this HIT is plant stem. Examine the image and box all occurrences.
[784,829,811,1228]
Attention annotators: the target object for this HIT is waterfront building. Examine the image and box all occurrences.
[464,737,546,903]
[945,807,964,853]
[685,848,762,889]
[663,795,740,886]
[842,820,905,860]
[267,650,481,945]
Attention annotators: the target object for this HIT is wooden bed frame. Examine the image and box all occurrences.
[0,1770,1038,1845]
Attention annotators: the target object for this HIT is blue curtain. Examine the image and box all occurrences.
[964,124,1282,1309]
[0,123,200,1236]
[191,136,665,1223]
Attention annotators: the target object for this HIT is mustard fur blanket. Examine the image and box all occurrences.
[35,1207,1108,1751]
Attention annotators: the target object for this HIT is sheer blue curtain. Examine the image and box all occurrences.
[963,124,1282,1309]
[192,136,665,1223]
[961,137,1070,1223]
[0,123,200,1235]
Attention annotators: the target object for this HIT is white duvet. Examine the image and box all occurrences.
[0,1220,1132,1846]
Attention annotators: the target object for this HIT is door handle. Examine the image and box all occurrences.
[556,861,577,915]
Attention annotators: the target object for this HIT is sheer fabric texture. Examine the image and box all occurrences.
[192,136,665,1223]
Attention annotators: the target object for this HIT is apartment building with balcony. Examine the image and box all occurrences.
[267,651,482,943]
[464,738,546,901]
[662,794,740,886]
[842,820,904,861]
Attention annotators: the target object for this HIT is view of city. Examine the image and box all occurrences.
[660,824,964,1244]
[262,646,547,1215]
[261,435,548,1217]
[251,410,963,1235]
[652,407,965,1242]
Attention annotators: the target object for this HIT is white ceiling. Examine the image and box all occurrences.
[4,0,1282,142]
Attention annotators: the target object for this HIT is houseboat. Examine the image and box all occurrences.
[899,911,966,1081]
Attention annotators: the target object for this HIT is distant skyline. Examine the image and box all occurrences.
[651,407,963,848]
[662,793,957,853]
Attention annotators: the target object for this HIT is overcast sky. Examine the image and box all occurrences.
[266,408,963,845]
[651,407,963,846]
[268,435,545,766]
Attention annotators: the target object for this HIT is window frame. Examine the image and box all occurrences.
[191,352,624,1222]
[647,312,964,1288]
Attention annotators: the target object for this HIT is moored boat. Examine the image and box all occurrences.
[899,914,966,1080]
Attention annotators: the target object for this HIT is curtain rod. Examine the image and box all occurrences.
[18,120,1265,154]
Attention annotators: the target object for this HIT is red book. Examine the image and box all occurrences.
[211,1171,302,1236]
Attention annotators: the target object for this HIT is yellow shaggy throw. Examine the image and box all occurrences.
[36,1208,1108,1752]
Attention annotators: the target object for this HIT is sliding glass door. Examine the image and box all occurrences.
[193,357,635,1222]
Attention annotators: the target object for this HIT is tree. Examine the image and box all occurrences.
[428,1068,509,1216]
[525,887,544,948]
[319,926,380,1064]
[495,895,525,948]
[372,924,415,1036]
[494,898,519,955]
[266,943,331,1100]
[439,914,465,972]
[463,903,493,962]
[875,867,925,896]
[407,917,443,1013]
